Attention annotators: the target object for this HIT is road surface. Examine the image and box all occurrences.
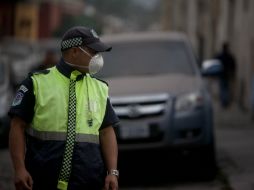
[0,103,253,190]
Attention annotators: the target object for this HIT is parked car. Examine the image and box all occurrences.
[1,38,45,87]
[0,55,14,147]
[97,32,221,178]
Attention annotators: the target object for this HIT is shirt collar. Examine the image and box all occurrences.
[56,58,85,81]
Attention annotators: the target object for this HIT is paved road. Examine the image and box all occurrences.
[1,103,253,190]
[0,149,14,190]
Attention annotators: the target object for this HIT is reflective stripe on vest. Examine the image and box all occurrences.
[26,128,99,144]
[29,67,108,139]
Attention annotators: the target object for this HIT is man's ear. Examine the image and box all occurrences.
[72,47,79,58]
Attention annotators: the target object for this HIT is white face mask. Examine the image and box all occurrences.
[65,47,104,75]
[79,47,104,75]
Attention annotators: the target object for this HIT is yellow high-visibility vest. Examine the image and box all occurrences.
[26,67,108,144]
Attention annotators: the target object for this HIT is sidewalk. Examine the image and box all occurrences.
[213,101,253,129]
[0,149,14,190]
[213,100,254,190]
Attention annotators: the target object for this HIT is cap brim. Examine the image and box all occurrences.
[87,41,112,52]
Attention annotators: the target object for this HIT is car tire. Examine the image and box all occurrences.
[196,143,218,180]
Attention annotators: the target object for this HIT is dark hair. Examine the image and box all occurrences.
[222,42,229,52]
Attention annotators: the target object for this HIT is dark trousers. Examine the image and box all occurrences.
[219,77,230,108]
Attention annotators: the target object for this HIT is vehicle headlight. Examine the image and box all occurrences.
[175,92,204,112]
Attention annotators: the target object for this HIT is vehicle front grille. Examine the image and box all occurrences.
[111,94,170,119]
[115,122,164,144]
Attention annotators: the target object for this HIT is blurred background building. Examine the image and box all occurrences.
[161,0,254,111]
[0,0,84,40]
[0,0,253,111]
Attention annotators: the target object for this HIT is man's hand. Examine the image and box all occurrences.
[9,117,32,190]
[14,167,33,190]
[100,126,118,190]
[103,175,118,190]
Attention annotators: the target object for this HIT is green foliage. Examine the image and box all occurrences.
[93,0,132,18]
[53,15,102,38]
[53,0,161,36]
[89,0,161,31]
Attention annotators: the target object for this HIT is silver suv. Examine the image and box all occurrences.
[98,32,218,177]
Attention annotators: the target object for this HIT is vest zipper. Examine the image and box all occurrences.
[85,75,93,127]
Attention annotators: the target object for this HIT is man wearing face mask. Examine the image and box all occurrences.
[8,26,119,190]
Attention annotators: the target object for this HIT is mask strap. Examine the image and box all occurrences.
[65,61,89,70]
[79,47,92,58]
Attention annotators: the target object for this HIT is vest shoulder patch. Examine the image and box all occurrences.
[29,69,50,76]
[92,77,108,86]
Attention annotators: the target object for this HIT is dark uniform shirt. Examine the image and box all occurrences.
[8,59,119,190]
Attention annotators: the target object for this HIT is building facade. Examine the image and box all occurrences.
[161,0,254,111]
[0,0,85,40]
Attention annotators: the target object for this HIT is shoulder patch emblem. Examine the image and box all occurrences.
[12,92,24,106]
[19,85,28,93]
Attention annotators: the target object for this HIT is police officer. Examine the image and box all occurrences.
[8,26,119,190]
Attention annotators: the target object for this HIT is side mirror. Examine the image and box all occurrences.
[201,59,223,77]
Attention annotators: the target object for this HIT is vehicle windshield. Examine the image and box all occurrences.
[0,63,4,85]
[96,40,195,78]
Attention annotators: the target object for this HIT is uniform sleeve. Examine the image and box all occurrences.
[100,98,120,130]
[8,76,35,124]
